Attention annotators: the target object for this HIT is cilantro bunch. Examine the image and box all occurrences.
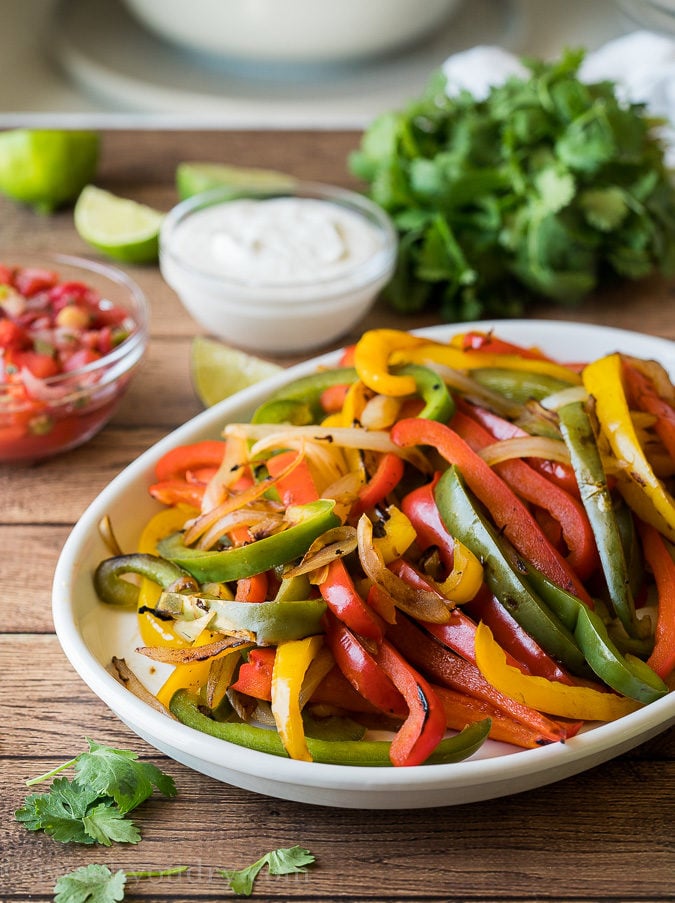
[350,48,675,321]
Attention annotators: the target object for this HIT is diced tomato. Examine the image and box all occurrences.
[0,319,27,350]
[12,350,60,379]
[12,268,59,297]
[63,349,101,372]
[0,264,14,285]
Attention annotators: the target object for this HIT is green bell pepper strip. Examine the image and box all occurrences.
[522,566,667,704]
[169,689,491,766]
[156,593,327,645]
[557,400,645,640]
[434,466,589,676]
[157,499,341,583]
[470,368,572,405]
[94,553,198,608]
[251,367,358,424]
[392,364,455,423]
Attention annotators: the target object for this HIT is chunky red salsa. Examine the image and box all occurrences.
[0,263,138,462]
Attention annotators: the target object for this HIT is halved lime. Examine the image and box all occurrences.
[74,185,164,264]
[176,161,295,200]
[191,335,283,407]
[0,129,99,214]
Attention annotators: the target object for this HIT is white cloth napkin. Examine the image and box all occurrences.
[442,31,675,164]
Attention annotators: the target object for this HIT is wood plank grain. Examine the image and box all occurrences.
[1,636,674,901]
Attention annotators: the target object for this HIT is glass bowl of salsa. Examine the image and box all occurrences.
[0,253,149,463]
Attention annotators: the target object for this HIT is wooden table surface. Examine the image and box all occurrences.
[1,130,674,902]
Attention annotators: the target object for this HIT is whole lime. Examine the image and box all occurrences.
[0,129,99,214]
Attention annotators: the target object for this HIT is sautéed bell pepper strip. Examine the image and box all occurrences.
[323,612,408,718]
[583,353,675,544]
[169,689,491,766]
[352,452,405,517]
[456,330,552,361]
[474,622,641,721]
[94,553,197,608]
[557,400,643,638]
[385,612,568,742]
[154,440,227,482]
[622,358,675,459]
[372,640,447,767]
[154,628,245,709]
[251,367,358,425]
[523,565,668,703]
[392,417,593,605]
[432,466,589,675]
[353,329,429,396]
[456,399,579,496]
[392,364,455,423]
[266,449,319,506]
[450,410,597,580]
[271,635,324,761]
[638,522,675,679]
[157,499,340,583]
[230,647,275,700]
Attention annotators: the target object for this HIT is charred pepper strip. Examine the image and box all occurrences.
[94,553,197,608]
[169,690,490,766]
[557,400,644,638]
[523,566,667,704]
[158,499,340,583]
[433,466,588,675]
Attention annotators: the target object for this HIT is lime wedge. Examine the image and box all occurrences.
[191,336,283,407]
[176,162,295,200]
[0,129,99,214]
[74,185,164,264]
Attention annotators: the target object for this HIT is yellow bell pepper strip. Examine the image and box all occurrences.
[557,399,644,637]
[583,352,675,544]
[372,505,417,565]
[155,594,327,646]
[353,328,428,396]
[523,565,668,704]
[158,499,341,583]
[474,622,642,721]
[391,343,582,386]
[169,689,491,766]
[431,464,588,675]
[271,635,324,761]
[435,538,484,604]
[155,628,223,709]
[137,505,198,648]
[638,521,675,679]
[340,379,369,477]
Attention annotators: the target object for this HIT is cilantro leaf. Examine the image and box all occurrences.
[16,778,103,845]
[74,739,176,814]
[53,864,126,903]
[219,846,315,897]
[82,802,141,846]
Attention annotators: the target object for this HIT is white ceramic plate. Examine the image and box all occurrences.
[52,320,675,809]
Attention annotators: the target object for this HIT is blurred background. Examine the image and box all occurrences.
[0,0,664,128]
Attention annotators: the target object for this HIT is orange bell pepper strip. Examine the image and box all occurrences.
[373,639,447,767]
[638,521,675,680]
[475,622,641,721]
[266,449,319,506]
[451,410,598,581]
[154,439,227,482]
[392,418,593,605]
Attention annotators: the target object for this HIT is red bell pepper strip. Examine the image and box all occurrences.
[639,521,675,679]
[372,640,447,766]
[458,331,552,361]
[320,383,351,414]
[266,449,319,506]
[235,572,269,603]
[366,583,398,624]
[319,559,384,642]
[386,612,569,742]
[392,418,593,605]
[148,480,209,508]
[351,452,406,518]
[230,647,275,701]
[431,684,560,748]
[622,359,675,460]
[323,612,407,718]
[450,410,598,580]
[455,398,580,496]
[154,440,227,482]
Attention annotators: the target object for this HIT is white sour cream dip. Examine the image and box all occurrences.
[171,196,385,286]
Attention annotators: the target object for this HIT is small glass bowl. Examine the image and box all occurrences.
[0,253,149,464]
[159,181,397,355]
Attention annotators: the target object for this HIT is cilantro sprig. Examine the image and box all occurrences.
[53,864,188,903]
[15,739,176,846]
[350,48,675,321]
[219,846,316,896]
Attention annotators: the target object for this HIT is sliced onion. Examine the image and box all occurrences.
[201,431,249,512]
[479,436,571,466]
[284,526,358,577]
[97,515,124,556]
[197,507,283,551]
[356,514,449,624]
[360,394,402,430]
[136,634,250,664]
[108,657,173,717]
[540,385,588,411]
